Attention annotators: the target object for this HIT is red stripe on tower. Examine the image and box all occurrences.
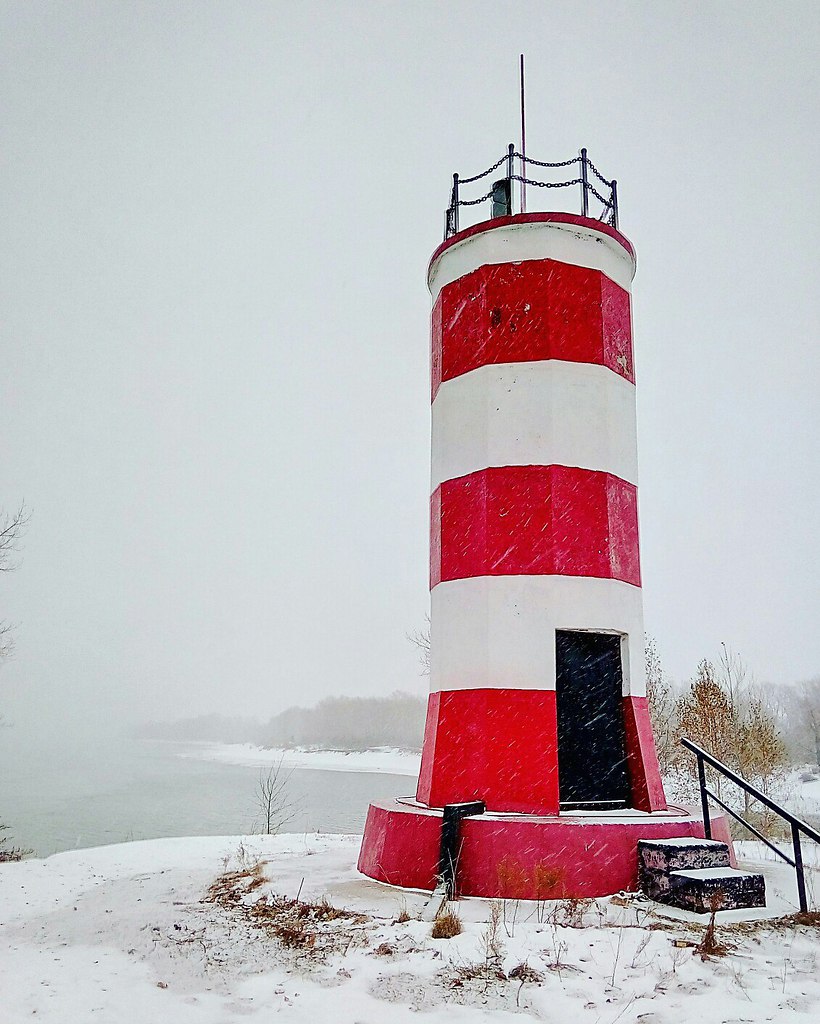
[417,688,560,813]
[430,465,641,588]
[431,258,633,399]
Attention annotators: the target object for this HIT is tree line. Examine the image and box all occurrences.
[138,691,428,752]
[256,691,427,751]
[138,639,820,788]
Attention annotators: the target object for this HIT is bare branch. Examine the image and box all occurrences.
[0,620,15,661]
[0,503,30,573]
[0,504,28,663]
[407,615,431,676]
[255,756,297,835]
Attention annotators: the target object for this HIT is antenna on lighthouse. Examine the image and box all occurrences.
[519,53,526,214]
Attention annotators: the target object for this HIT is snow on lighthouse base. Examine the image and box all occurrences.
[358,800,733,900]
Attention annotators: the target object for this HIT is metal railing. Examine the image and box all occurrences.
[682,737,820,913]
[444,144,619,240]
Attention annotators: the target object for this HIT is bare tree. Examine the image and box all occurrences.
[645,635,678,776]
[675,649,786,808]
[1,503,30,854]
[1,503,30,660]
[782,679,820,767]
[407,615,430,676]
[0,503,29,571]
[717,643,749,717]
[735,696,786,809]
[0,621,12,663]
[677,659,737,798]
[254,757,296,835]
[718,645,786,810]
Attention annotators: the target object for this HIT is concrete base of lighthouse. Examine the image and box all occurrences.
[358,800,733,900]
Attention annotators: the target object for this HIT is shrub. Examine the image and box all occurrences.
[431,907,462,939]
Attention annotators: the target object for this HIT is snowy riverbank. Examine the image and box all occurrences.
[177,745,820,818]
[1,832,818,1023]
[176,741,422,777]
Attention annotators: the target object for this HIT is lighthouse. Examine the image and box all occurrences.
[359,148,731,899]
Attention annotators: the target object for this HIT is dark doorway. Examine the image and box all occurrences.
[555,630,630,809]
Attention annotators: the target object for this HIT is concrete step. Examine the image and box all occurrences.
[668,867,766,913]
[638,837,731,874]
[637,837,766,911]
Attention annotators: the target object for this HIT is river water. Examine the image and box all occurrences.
[0,737,414,858]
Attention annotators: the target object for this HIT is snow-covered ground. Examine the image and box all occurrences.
[1,833,818,1023]
[780,766,820,819]
[178,741,422,776]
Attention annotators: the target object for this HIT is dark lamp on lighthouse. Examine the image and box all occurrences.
[490,177,512,218]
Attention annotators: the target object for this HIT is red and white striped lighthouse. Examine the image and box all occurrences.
[359,151,730,899]
[419,209,662,817]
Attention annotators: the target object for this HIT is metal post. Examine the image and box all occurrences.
[610,179,619,229]
[451,173,459,234]
[580,148,589,218]
[792,822,808,913]
[438,801,485,899]
[507,142,515,213]
[519,53,526,214]
[697,755,712,839]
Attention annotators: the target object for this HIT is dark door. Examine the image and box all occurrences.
[555,630,630,809]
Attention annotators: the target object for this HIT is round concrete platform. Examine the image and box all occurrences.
[358,799,733,899]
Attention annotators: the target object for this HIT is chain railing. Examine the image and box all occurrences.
[444,144,619,240]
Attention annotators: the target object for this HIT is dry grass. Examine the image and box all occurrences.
[446,957,543,994]
[507,962,544,983]
[0,825,30,862]
[246,892,366,953]
[534,863,565,921]
[206,858,370,958]
[496,857,528,899]
[395,901,412,924]
[0,846,28,862]
[431,907,463,939]
[791,910,820,928]
[445,902,508,990]
[544,897,593,928]
[696,892,730,959]
[450,961,506,985]
[205,860,268,905]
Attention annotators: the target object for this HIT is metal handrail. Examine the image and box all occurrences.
[444,145,618,240]
[682,737,820,913]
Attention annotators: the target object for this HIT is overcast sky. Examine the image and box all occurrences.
[1,1,818,744]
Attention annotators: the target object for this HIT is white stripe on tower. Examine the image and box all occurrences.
[431,360,638,491]
[428,215,636,301]
[430,575,646,697]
